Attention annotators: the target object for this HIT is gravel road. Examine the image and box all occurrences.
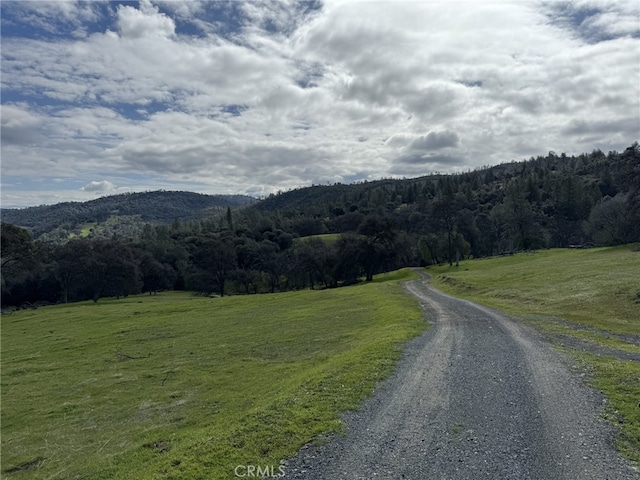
[283,274,638,479]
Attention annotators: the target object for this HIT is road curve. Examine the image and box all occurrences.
[284,273,638,479]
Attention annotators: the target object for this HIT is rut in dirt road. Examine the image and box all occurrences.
[284,274,638,480]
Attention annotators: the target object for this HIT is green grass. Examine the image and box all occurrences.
[566,351,640,464]
[68,221,97,239]
[431,244,640,337]
[294,233,344,246]
[429,244,640,463]
[79,222,97,237]
[1,269,425,479]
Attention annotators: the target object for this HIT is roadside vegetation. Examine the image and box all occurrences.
[430,244,640,463]
[1,269,425,479]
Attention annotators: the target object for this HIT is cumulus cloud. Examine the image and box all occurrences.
[409,131,460,151]
[385,130,460,150]
[117,0,175,39]
[1,0,638,206]
[81,180,115,193]
[0,104,45,146]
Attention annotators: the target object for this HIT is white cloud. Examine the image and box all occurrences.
[116,0,176,39]
[409,131,460,151]
[1,103,44,145]
[1,0,105,35]
[81,180,115,193]
[1,0,639,206]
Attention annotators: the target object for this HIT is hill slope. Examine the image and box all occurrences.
[1,270,424,479]
[1,191,254,238]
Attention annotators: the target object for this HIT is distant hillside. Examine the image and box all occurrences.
[1,191,254,239]
[253,178,435,213]
[244,145,639,248]
[2,144,638,307]
[251,160,538,214]
[251,160,543,214]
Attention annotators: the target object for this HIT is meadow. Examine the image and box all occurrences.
[292,233,343,246]
[4,246,639,477]
[1,269,425,479]
[430,244,640,463]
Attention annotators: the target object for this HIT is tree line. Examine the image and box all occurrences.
[2,143,638,308]
[0,190,254,239]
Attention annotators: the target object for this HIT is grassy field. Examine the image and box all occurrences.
[430,244,640,463]
[67,221,96,239]
[1,269,425,479]
[293,233,342,246]
[431,244,640,335]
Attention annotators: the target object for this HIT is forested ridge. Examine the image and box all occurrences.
[1,190,254,240]
[2,143,638,308]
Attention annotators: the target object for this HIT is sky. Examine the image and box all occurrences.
[1,0,639,208]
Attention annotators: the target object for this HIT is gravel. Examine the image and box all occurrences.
[283,274,639,479]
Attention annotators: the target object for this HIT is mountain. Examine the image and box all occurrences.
[1,191,255,239]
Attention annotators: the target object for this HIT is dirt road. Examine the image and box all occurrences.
[284,274,638,479]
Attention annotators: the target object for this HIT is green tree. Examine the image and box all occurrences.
[139,253,175,294]
[90,240,142,301]
[226,207,234,230]
[417,233,441,265]
[333,234,363,285]
[1,223,42,292]
[492,181,543,251]
[295,237,336,288]
[257,241,288,293]
[430,196,458,265]
[53,240,91,303]
[357,215,398,280]
[193,238,237,297]
[586,194,636,245]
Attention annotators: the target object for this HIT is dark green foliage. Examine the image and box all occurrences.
[586,194,637,245]
[1,191,254,239]
[357,215,399,280]
[191,238,237,297]
[1,224,49,305]
[296,238,336,288]
[70,239,142,301]
[2,143,639,307]
[139,253,176,294]
[333,234,364,285]
[1,223,43,288]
